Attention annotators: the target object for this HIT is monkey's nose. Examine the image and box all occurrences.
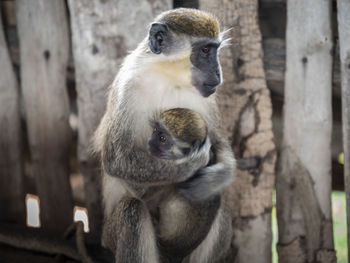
[215,69,220,78]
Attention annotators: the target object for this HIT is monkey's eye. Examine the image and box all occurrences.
[160,136,166,142]
[153,127,157,132]
[201,47,210,54]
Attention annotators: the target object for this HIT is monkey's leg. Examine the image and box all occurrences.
[102,197,159,263]
[184,204,232,263]
[157,193,221,263]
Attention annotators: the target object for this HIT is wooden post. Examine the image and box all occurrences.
[262,38,342,99]
[0,8,25,225]
[67,0,171,241]
[16,0,73,233]
[337,0,350,261]
[276,0,336,262]
[199,1,276,262]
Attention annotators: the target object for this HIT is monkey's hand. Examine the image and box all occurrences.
[103,128,212,185]
[177,142,235,201]
[175,136,211,169]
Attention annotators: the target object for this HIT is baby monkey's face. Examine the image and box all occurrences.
[148,122,191,160]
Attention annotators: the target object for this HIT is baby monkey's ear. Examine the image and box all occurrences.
[148,23,169,54]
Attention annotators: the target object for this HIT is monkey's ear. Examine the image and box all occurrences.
[148,23,169,54]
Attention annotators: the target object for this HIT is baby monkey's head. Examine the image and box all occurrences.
[148,108,207,160]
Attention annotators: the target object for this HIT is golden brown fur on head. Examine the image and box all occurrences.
[159,108,207,145]
[155,8,220,38]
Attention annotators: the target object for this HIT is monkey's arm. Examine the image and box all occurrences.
[102,130,211,185]
[178,131,235,200]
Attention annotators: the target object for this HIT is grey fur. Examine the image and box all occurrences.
[95,9,236,263]
[103,121,211,185]
[102,197,158,263]
[178,131,235,201]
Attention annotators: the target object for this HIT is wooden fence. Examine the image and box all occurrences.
[0,0,349,262]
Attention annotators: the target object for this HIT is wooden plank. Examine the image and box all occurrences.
[0,245,77,263]
[337,0,350,261]
[276,0,336,262]
[67,0,171,241]
[0,1,16,26]
[262,38,342,99]
[174,0,198,8]
[0,8,25,224]
[199,1,276,262]
[261,0,286,3]
[16,0,73,233]
[0,222,114,263]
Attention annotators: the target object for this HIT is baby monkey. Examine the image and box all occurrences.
[149,108,259,172]
[146,108,223,262]
[148,108,211,161]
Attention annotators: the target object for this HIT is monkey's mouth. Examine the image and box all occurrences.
[203,84,217,91]
[147,145,163,158]
[200,84,217,97]
[148,147,172,160]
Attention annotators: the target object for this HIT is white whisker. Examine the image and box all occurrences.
[219,27,233,41]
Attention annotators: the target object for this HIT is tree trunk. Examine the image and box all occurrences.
[276,1,336,262]
[67,0,171,241]
[0,9,25,225]
[337,0,350,261]
[199,1,276,262]
[16,0,73,233]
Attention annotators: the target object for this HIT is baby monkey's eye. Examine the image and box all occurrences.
[153,127,157,132]
[160,136,166,142]
[201,47,210,54]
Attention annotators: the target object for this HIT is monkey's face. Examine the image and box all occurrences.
[148,123,176,159]
[148,122,192,160]
[190,40,222,97]
[148,22,222,98]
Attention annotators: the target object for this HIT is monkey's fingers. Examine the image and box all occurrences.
[177,162,233,201]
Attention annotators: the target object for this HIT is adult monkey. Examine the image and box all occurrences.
[94,8,235,263]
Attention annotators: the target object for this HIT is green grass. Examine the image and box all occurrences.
[332,191,347,263]
[271,191,347,263]
[272,191,278,263]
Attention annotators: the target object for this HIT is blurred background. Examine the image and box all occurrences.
[0,0,348,262]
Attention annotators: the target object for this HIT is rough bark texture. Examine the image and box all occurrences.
[16,0,73,233]
[337,0,350,260]
[276,0,336,262]
[67,0,171,241]
[199,1,276,262]
[0,9,25,225]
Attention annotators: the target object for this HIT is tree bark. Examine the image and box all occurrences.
[199,1,276,262]
[16,0,73,233]
[67,0,171,241]
[276,1,336,262]
[0,8,25,225]
[337,0,350,261]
